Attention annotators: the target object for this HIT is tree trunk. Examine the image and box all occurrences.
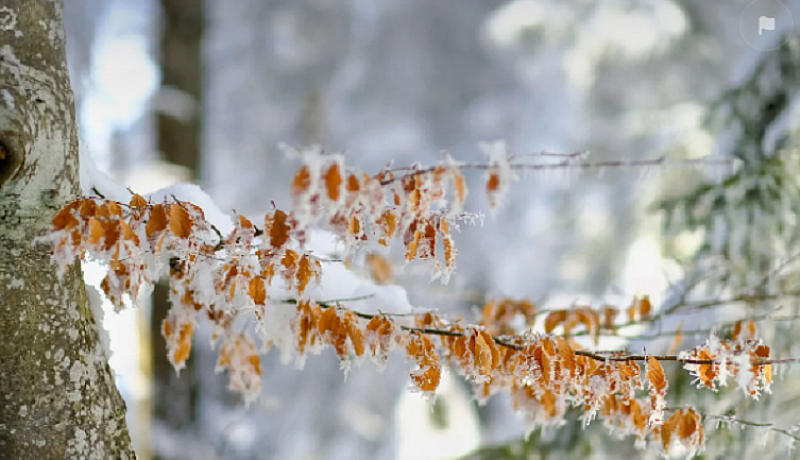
[0,1,136,458]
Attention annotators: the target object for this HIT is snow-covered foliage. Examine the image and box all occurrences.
[44,143,790,457]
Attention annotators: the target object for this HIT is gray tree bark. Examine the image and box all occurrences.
[0,1,136,458]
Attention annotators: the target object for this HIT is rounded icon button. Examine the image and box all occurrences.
[740,0,794,51]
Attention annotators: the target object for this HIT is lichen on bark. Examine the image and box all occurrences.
[0,1,136,458]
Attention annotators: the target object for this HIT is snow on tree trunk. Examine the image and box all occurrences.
[0,1,136,458]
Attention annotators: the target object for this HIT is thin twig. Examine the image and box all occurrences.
[378,156,737,186]
[666,406,800,442]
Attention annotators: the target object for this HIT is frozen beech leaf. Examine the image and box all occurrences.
[601,306,617,331]
[130,193,147,208]
[347,173,360,192]
[406,332,441,393]
[296,255,319,295]
[102,219,120,250]
[405,225,421,261]
[119,220,139,245]
[661,410,682,451]
[366,253,392,284]
[268,209,291,249]
[453,170,467,208]
[344,311,365,357]
[378,210,397,245]
[88,218,104,245]
[544,310,567,333]
[79,199,97,219]
[292,165,311,196]
[97,203,111,219]
[108,201,123,217]
[281,249,299,269]
[239,214,253,229]
[52,201,80,230]
[678,409,698,441]
[349,215,361,235]
[731,321,742,340]
[146,204,168,238]
[638,295,652,318]
[474,330,496,376]
[169,203,192,238]
[747,320,756,339]
[248,276,267,305]
[486,172,500,192]
[324,162,343,201]
[647,356,666,391]
[753,344,771,384]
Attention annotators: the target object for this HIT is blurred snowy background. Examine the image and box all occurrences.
[62,0,800,459]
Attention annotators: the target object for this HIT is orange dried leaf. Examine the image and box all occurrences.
[602,306,617,330]
[52,202,80,230]
[119,220,139,244]
[661,410,682,451]
[731,321,742,340]
[678,409,698,440]
[296,255,317,295]
[108,201,123,217]
[347,173,360,192]
[88,218,104,245]
[268,209,291,249]
[405,229,421,261]
[102,220,120,249]
[146,204,168,238]
[248,276,267,305]
[324,162,343,201]
[345,312,365,357]
[647,356,667,391]
[130,193,147,208]
[349,215,361,235]
[747,320,757,339]
[366,253,392,284]
[639,295,652,318]
[239,214,253,229]
[173,323,194,365]
[544,310,567,333]
[754,344,771,383]
[486,172,500,192]
[281,249,299,269]
[292,165,311,196]
[247,354,262,375]
[318,307,339,335]
[453,170,467,205]
[378,210,397,245]
[474,331,496,376]
[169,203,192,238]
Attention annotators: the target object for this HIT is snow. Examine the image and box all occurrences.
[85,284,112,361]
[146,182,234,235]
[302,229,414,315]
[79,144,132,202]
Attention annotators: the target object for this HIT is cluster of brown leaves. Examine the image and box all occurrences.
[290,150,464,281]
[654,408,704,454]
[680,332,772,398]
[46,150,780,455]
[475,295,655,345]
[50,196,207,309]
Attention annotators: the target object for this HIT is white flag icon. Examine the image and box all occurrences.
[759,16,776,35]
